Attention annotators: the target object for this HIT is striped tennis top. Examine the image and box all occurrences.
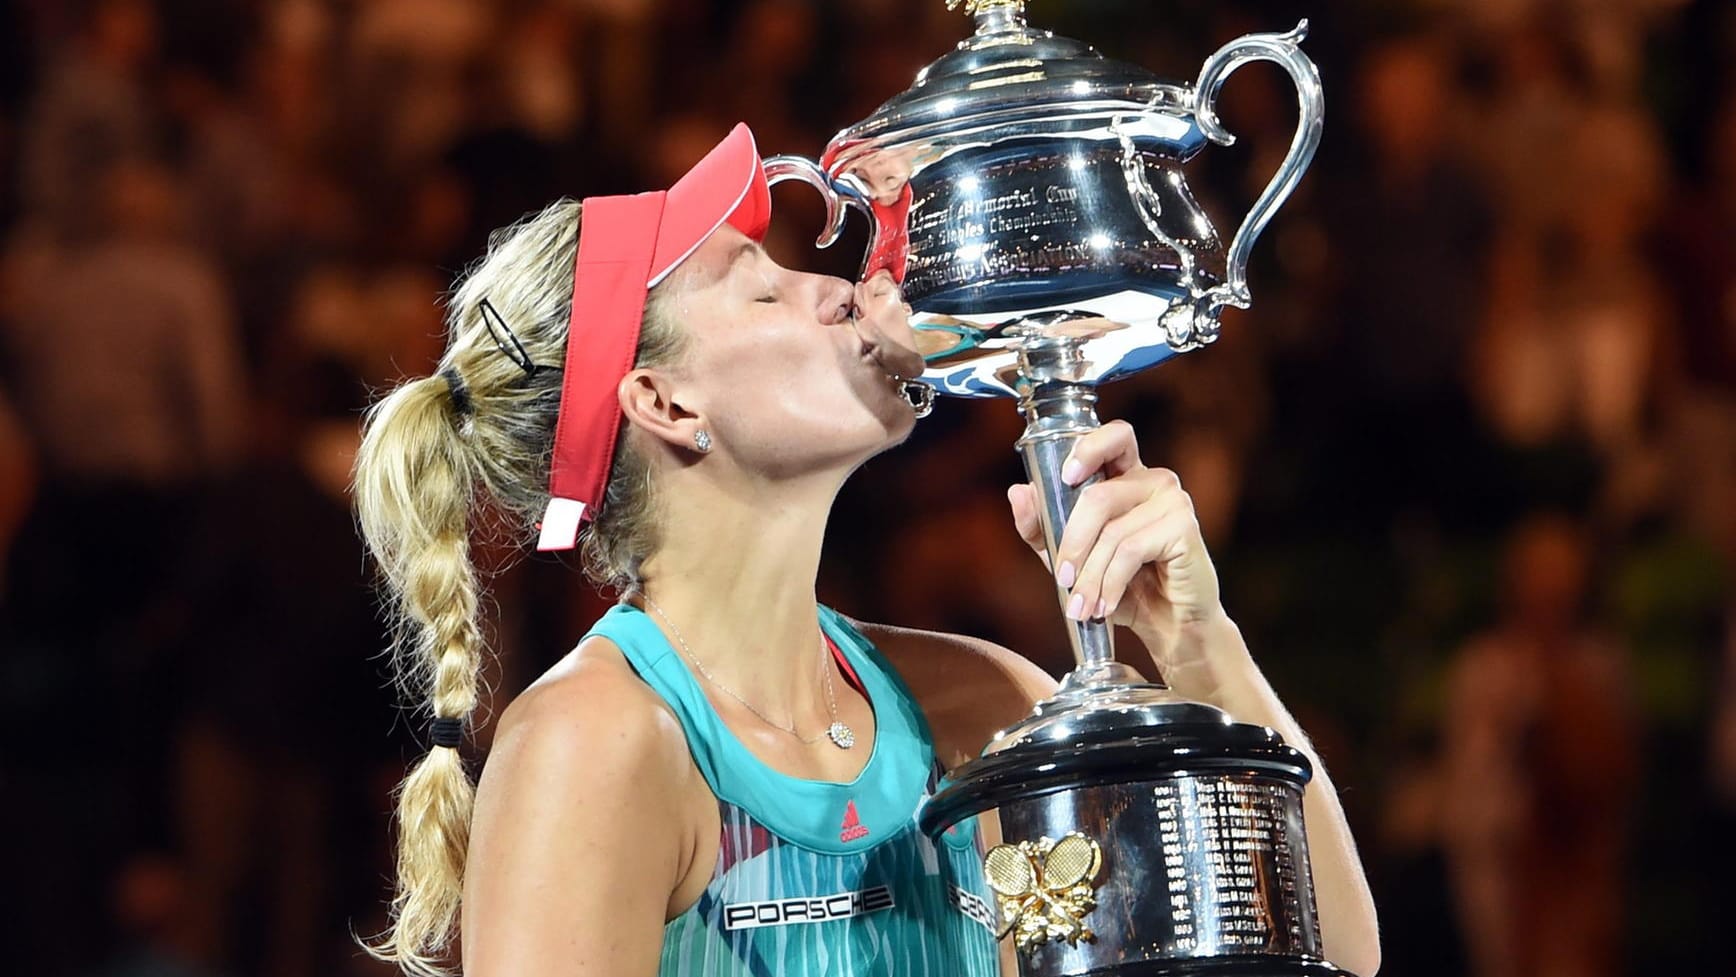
[584,601,1000,977]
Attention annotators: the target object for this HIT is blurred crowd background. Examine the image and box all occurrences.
[0,0,1732,975]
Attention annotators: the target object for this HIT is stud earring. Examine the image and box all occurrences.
[693,429,712,453]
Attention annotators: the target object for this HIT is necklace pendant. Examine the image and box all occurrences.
[827,721,856,750]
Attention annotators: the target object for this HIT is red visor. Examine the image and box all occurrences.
[537,123,771,551]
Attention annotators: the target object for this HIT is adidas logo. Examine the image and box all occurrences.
[839,800,870,842]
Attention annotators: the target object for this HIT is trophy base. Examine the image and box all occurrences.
[985,666,1227,757]
[922,710,1313,836]
[922,703,1338,977]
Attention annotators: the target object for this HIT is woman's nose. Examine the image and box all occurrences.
[857,272,899,308]
[814,275,855,326]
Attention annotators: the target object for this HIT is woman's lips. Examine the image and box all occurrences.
[862,338,925,381]
[851,316,925,380]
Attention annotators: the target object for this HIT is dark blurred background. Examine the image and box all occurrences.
[0,0,1732,975]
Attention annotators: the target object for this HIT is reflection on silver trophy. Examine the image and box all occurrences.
[766,0,1350,975]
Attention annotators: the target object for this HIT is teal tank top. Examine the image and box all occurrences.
[585,602,1001,977]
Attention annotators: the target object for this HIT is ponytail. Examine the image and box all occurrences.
[353,373,482,976]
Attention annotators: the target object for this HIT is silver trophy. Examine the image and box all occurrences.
[767,1,1344,975]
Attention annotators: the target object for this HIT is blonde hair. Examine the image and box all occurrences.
[352,199,688,975]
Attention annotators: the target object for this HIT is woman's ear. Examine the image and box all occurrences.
[619,368,704,452]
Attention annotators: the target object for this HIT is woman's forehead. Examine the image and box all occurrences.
[681,224,765,290]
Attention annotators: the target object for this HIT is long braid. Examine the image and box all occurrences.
[354,374,483,977]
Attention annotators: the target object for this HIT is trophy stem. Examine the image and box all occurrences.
[1012,338,1141,685]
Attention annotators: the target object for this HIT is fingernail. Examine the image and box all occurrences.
[1057,561,1076,589]
[1066,593,1085,620]
[1095,598,1108,619]
[1061,459,1083,485]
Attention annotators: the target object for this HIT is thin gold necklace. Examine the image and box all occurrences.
[638,594,856,750]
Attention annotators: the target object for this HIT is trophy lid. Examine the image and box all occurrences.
[821,0,1191,171]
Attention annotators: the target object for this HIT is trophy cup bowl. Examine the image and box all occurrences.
[766,2,1349,975]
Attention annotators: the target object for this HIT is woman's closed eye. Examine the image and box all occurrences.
[756,292,778,304]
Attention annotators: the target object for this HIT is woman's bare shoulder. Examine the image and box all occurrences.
[842,617,1057,695]
[840,615,1058,768]
[490,634,693,780]
[463,635,705,974]
[478,634,702,866]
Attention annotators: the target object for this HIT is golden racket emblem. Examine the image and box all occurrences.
[981,832,1105,952]
[984,843,1038,896]
[1041,833,1102,889]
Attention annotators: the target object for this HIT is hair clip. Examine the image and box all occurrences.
[478,297,544,377]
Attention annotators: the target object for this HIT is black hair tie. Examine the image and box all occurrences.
[439,366,473,417]
[430,716,465,749]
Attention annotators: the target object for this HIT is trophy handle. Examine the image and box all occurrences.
[1192,20,1324,317]
[762,154,881,275]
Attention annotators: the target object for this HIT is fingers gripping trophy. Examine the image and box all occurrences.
[764,2,1342,975]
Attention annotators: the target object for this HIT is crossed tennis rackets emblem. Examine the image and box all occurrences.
[983,832,1105,952]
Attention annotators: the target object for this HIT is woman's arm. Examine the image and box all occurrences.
[1130,610,1383,977]
[851,619,1058,769]
[1006,421,1382,976]
[461,641,701,977]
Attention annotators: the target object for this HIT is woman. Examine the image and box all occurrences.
[354,124,1381,977]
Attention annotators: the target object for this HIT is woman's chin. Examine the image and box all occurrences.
[868,342,925,382]
[880,384,922,439]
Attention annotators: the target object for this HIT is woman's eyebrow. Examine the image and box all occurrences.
[728,240,763,271]
[703,239,763,288]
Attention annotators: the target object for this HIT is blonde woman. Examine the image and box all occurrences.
[354,124,1381,977]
